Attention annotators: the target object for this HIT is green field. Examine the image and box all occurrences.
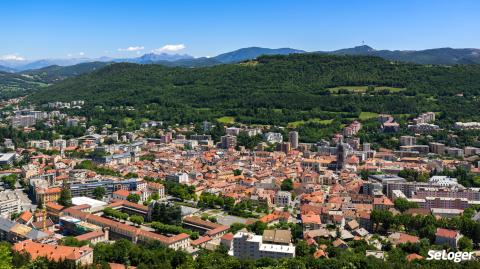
[217,116,235,124]
[287,118,333,128]
[327,85,405,93]
[359,112,379,121]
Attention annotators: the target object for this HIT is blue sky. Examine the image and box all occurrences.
[1,0,479,60]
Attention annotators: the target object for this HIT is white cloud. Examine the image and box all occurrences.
[152,44,186,54]
[1,54,25,61]
[66,52,85,58]
[118,46,144,52]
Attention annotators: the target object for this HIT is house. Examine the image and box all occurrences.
[112,189,131,201]
[435,228,461,249]
[388,232,420,246]
[373,196,394,211]
[301,213,321,231]
[406,253,424,262]
[35,187,61,204]
[346,219,359,231]
[332,238,349,249]
[366,250,385,260]
[220,233,234,250]
[146,182,165,200]
[17,211,33,225]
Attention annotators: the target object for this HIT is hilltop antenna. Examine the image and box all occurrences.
[362,41,365,45]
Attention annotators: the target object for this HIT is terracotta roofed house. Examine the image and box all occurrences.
[435,228,461,249]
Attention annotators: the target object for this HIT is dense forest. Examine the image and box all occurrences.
[26,54,480,133]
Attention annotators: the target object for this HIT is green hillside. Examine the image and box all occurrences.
[20,61,110,83]
[0,71,48,99]
[28,54,480,128]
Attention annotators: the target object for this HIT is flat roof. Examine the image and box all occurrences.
[72,197,107,208]
[0,153,15,162]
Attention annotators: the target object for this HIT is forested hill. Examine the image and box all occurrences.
[28,54,480,127]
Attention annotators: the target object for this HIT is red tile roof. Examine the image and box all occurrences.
[436,228,459,239]
[406,253,423,262]
[301,214,321,225]
[221,233,234,241]
[75,230,104,241]
[191,236,212,246]
[18,211,33,223]
[113,189,130,197]
[13,240,92,263]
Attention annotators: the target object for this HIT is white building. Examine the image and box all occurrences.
[226,127,241,136]
[29,140,51,150]
[0,190,22,217]
[232,232,295,260]
[264,132,283,144]
[429,176,459,187]
[274,191,292,207]
[0,153,16,165]
[166,172,189,184]
[53,139,67,149]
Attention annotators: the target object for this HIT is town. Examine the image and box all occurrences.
[0,98,479,268]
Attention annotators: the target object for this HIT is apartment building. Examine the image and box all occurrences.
[0,190,22,217]
[166,172,189,184]
[232,231,295,260]
[35,187,61,204]
[274,191,292,207]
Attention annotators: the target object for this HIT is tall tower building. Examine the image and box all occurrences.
[289,131,299,149]
[337,142,350,170]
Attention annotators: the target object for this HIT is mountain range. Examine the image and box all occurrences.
[319,45,480,65]
[2,45,479,73]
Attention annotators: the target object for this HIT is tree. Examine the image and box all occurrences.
[224,197,235,211]
[93,186,106,200]
[281,178,293,191]
[59,236,88,247]
[130,215,144,226]
[229,223,246,234]
[127,193,141,203]
[458,236,473,251]
[150,192,160,201]
[394,198,418,212]
[1,174,17,189]
[0,243,12,269]
[295,240,315,257]
[150,202,182,225]
[248,221,267,235]
[58,180,72,207]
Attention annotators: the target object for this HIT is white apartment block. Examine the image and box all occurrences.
[0,190,22,217]
[274,191,292,207]
[232,232,295,260]
[53,139,67,149]
[29,140,51,150]
[166,172,189,184]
